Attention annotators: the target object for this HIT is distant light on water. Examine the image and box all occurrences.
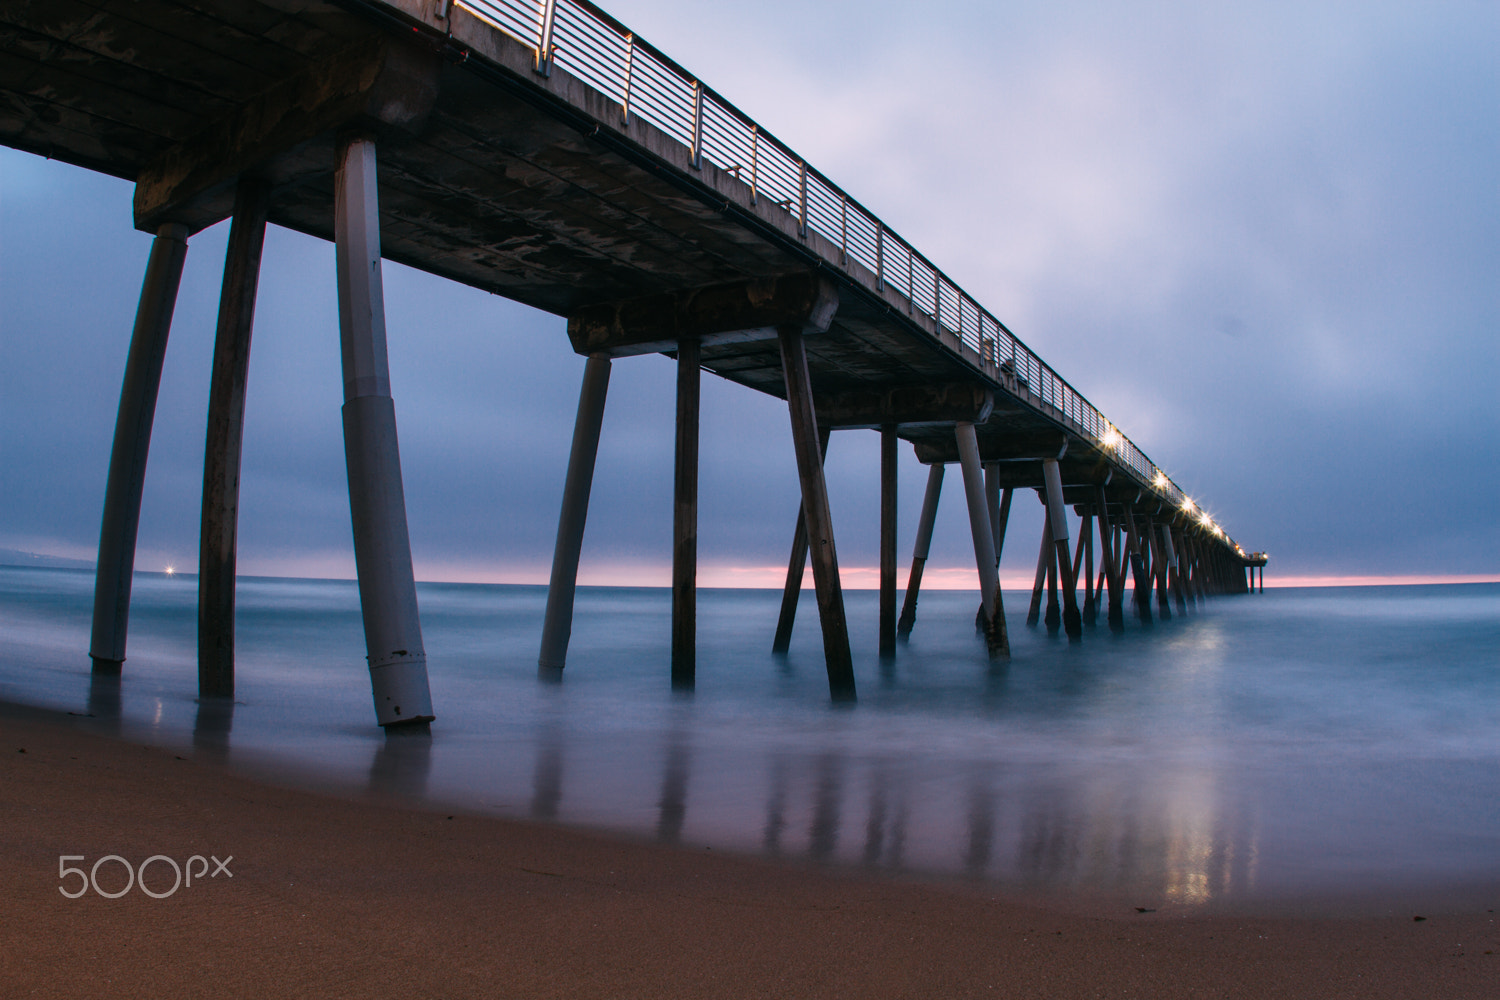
[164,565,175,576]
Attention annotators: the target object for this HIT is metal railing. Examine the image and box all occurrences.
[456,0,1208,522]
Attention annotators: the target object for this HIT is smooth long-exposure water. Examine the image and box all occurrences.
[3,565,1498,914]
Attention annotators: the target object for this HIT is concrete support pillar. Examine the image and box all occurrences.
[672,337,700,689]
[777,324,855,700]
[1042,459,1081,638]
[1124,509,1153,624]
[983,464,1001,560]
[335,136,433,728]
[878,424,898,658]
[538,353,612,674]
[1044,530,1061,633]
[1026,508,1049,628]
[955,422,1007,655]
[771,427,830,654]
[1161,524,1188,613]
[995,487,1013,564]
[1096,489,1123,631]
[1174,526,1197,608]
[89,223,190,672]
[975,474,1011,633]
[896,463,943,637]
[1146,518,1172,621]
[197,177,270,700]
[1081,509,1096,623]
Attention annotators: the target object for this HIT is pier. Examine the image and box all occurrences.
[3,0,1265,723]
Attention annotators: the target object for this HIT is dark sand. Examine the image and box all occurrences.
[2,704,1494,998]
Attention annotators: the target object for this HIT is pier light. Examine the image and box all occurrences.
[1101,425,1121,450]
[1152,471,1169,490]
[1181,497,1196,514]
[1197,512,1212,528]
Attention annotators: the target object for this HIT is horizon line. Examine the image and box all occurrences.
[4,555,1496,591]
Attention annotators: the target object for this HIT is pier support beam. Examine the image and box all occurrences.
[956,422,1007,656]
[1081,508,1096,624]
[1125,509,1153,624]
[1147,516,1172,621]
[335,136,432,728]
[778,324,855,700]
[879,424,898,658]
[672,337,700,689]
[1042,459,1081,638]
[538,354,612,674]
[89,223,190,672]
[1098,490,1123,630]
[1173,525,1196,609]
[896,463,943,637]
[1161,524,1188,614]
[771,428,830,654]
[1027,509,1050,628]
[197,177,270,700]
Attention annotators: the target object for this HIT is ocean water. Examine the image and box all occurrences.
[3,565,1498,914]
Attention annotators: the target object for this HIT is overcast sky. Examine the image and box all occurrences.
[1,0,1496,586]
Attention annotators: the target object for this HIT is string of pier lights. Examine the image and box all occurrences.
[1096,422,1242,554]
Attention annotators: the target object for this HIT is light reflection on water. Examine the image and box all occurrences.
[2,566,1498,913]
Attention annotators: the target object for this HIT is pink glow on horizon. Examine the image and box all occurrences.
[28,549,1489,590]
[1258,573,1500,588]
[405,564,1499,591]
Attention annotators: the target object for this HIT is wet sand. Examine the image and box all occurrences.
[2,703,1494,999]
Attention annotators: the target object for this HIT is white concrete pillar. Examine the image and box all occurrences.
[955,422,1007,654]
[335,136,433,727]
[1042,458,1081,637]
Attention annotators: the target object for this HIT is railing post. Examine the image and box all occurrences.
[905,251,913,313]
[536,0,557,77]
[621,32,634,123]
[750,126,759,205]
[838,194,847,264]
[797,161,807,238]
[875,226,884,291]
[690,80,704,169]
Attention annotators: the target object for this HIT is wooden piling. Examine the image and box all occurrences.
[198,177,269,701]
[778,325,855,700]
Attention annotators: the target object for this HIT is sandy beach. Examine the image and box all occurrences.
[1,702,1493,999]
